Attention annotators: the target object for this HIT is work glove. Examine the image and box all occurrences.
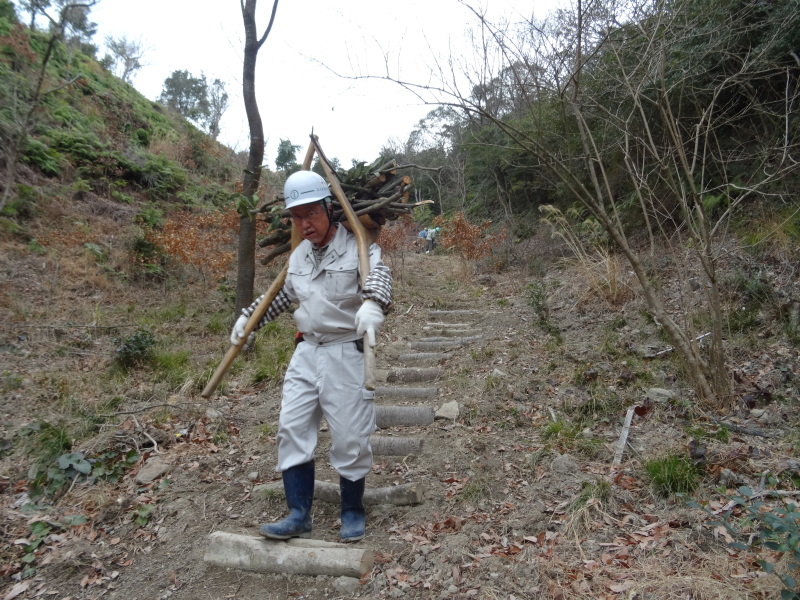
[230,314,255,349]
[354,300,384,348]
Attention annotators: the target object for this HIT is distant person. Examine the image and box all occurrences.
[425,227,437,253]
[230,170,393,542]
[416,228,427,253]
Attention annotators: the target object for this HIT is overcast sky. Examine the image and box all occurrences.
[89,0,554,169]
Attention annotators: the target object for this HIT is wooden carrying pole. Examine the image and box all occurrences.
[310,134,377,390]
[200,143,316,399]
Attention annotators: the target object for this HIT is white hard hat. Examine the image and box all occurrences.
[284,171,330,209]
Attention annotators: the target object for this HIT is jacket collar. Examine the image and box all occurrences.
[305,224,344,272]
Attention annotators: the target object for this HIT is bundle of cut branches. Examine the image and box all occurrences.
[258,157,430,265]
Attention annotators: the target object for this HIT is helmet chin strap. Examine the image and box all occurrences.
[318,199,335,246]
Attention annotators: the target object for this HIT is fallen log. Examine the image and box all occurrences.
[204,532,373,578]
[254,479,424,506]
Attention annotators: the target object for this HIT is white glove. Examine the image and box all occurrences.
[230,315,254,348]
[354,300,384,347]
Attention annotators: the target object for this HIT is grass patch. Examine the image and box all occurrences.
[153,349,190,388]
[645,453,699,496]
[565,477,613,535]
[684,424,730,443]
[542,418,584,451]
[248,321,294,385]
[460,476,493,505]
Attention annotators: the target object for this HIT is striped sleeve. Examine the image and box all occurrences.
[363,264,393,314]
[241,288,293,331]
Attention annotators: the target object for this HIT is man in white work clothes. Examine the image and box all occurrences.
[230,170,392,542]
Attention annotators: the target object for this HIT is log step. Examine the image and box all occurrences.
[375,386,439,399]
[386,367,441,383]
[428,309,481,319]
[410,340,466,350]
[417,335,482,343]
[204,532,373,578]
[370,435,423,456]
[376,405,434,428]
[421,329,471,337]
[255,479,423,506]
[424,322,473,328]
[396,352,450,364]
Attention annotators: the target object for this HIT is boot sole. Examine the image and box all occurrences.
[260,531,313,540]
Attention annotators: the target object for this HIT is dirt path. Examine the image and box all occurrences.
[4,250,793,600]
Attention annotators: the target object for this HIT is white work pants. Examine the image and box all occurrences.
[276,340,376,481]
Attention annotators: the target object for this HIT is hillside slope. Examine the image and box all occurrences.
[2,247,799,599]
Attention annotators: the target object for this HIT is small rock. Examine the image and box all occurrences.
[206,407,225,419]
[491,368,507,378]
[646,388,676,403]
[247,471,259,481]
[135,458,171,484]
[551,453,578,474]
[435,401,460,421]
[719,468,748,488]
[333,576,359,595]
[749,408,765,419]
[411,555,425,570]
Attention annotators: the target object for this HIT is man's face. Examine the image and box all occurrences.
[290,202,333,246]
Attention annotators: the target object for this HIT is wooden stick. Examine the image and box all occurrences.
[613,407,636,466]
[201,143,317,399]
[201,268,287,398]
[311,135,377,390]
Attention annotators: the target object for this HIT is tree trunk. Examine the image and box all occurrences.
[235,0,279,312]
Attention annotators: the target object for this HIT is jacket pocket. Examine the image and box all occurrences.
[287,265,313,301]
[323,259,359,301]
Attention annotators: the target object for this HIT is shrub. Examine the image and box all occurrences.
[114,329,156,370]
[136,206,164,229]
[136,154,187,198]
[134,127,151,146]
[130,235,166,279]
[22,138,62,176]
[692,487,800,599]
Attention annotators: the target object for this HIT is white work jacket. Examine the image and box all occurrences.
[284,225,385,345]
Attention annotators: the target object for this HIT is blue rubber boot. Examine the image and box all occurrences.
[259,461,314,540]
[339,476,366,542]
